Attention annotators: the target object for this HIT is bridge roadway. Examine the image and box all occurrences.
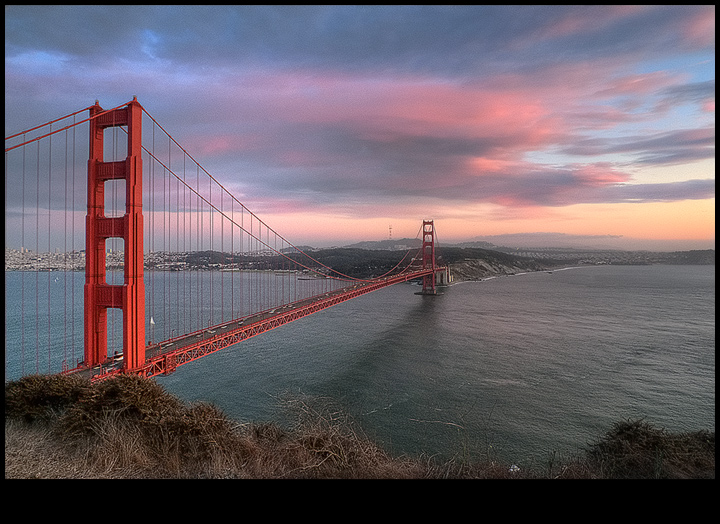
[71,268,441,381]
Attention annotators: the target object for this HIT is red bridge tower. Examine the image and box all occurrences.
[420,219,437,295]
[84,98,145,372]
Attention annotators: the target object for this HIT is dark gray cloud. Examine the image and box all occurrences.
[5,5,714,76]
[561,127,715,165]
[659,80,716,107]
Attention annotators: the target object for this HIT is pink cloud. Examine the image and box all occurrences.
[168,52,711,218]
[679,6,716,47]
[216,70,563,143]
[202,58,710,177]
[568,163,631,186]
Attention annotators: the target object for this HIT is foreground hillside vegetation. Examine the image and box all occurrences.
[5,374,714,479]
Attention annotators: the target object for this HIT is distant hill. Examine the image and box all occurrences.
[462,232,714,252]
[311,245,550,280]
[343,238,422,250]
[662,250,715,265]
[464,232,623,250]
[315,242,714,281]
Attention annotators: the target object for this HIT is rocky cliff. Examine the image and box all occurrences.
[448,257,549,281]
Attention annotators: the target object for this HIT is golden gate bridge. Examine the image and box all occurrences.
[5,98,448,382]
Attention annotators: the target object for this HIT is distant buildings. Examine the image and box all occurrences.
[5,245,713,273]
[5,247,86,271]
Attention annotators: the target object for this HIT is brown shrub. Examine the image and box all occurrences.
[5,375,714,479]
[5,374,90,423]
[584,418,715,479]
[53,373,184,440]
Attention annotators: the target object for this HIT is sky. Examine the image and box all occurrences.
[4,5,715,250]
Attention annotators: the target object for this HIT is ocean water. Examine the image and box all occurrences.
[159,264,715,464]
[5,264,715,465]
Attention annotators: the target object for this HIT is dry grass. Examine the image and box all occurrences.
[5,374,715,479]
[577,418,715,479]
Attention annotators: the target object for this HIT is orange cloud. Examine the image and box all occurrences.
[468,157,521,173]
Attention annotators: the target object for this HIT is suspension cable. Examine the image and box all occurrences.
[8,100,421,284]
[9,99,424,288]
[139,105,418,283]
[5,105,93,142]
[4,100,135,152]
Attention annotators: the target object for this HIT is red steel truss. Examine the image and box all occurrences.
[84,267,438,381]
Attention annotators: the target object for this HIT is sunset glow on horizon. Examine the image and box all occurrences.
[5,6,715,251]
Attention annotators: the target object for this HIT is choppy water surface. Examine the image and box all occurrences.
[5,264,714,464]
[158,264,715,464]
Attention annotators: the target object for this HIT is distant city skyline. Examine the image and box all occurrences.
[5,6,715,251]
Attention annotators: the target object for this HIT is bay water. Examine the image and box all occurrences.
[160,264,715,465]
[5,264,715,465]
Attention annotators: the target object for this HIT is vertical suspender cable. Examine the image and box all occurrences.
[197,163,201,331]
[21,134,26,376]
[174,140,180,338]
[64,126,68,368]
[241,206,244,319]
[35,138,40,374]
[174,141,179,338]
[165,149,169,339]
[149,120,154,345]
[183,151,187,337]
[147,122,152,344]
[71,116,76,368]
[232,201,235,315]
[221,189,224,323]
[47,124,52,372]
[223,191,226,321]
[209,175,212,325]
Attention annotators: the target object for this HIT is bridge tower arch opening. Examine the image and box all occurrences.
[84,98,145,372]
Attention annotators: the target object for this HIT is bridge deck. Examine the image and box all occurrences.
[69,268,441,381]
